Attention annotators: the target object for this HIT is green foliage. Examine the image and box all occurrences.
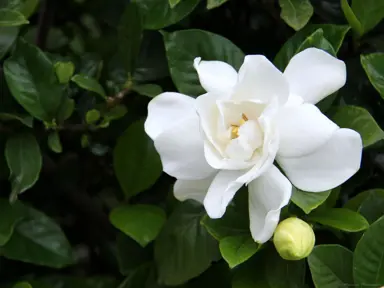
[278,0,313,31]
[308,245,354,287]
[0,0,383,286]
[109,204,166,247]
[113,120,162,198]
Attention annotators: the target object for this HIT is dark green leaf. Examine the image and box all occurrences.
[85,109,100,124]
[5,133,42,201]
[358,191,384,224]
[117,2,142,74]
[296,28,335,56]
[278,0,313,31]
[71,74,107,99]
[0,9,28,26]
[132,84,163,98]
[0,26,18,60]
[341,0,363,36]
[266,249,306,288]
[354,216,384,286]
[207,0,230,9]
[0,0,40,19]
[116,233,152,276]
[56,98,75,122]
[274,24,350,70]
[331,105,384,147]
[4,39,65,121]
[308,208,369,232]
[308,245,354,288]
[0,199,26,245]
[13,282,32,288]
[344,189,384,211]
[361,53,384,100]
[1,204,74,268]
[219,235,260,268]
[352,0,384,36]
[155,201,219,286]
[201,189,249,240]
[291,187,331,214]
[136,0,200,30]
[113,120,162,198]
[163,29,244,96]
[31,276,118,288]
[54,61,75,84]
[110,204,166,247]
[169,0,181,8]
[0,113,33,127]
[47,131,62,154]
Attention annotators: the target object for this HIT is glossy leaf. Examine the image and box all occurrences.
[352,0,384,36]
[296,28,335,56]
[331,105,384,147]
[13,282,32,288]
[266,250,306,288]
[155,201,219,286]
[0,199,26,245]
[110,204,166,247]
[5,133,42,201]
[291,187,331,214]
[132,84,162,98]
[0,8,28,26]
[361,53,384,99]
[354,216,384,286]
[4,39,65,121]
[71,74,107,99]
[1,205,74,268]
[219,235,260,268]
[113,120,162,198]
[54,61,75,84]
[0,26,18,60]
[308,245,354,288]
[169,0,181,8]
[341,0,363,36]
[358,192,384,224]
[0,113,33,127]
[47,131,63,154]
[274,24,350,70]
[207,0,230,9]
[308,208,369,232]
[163,29,244,96]
[278,0,313,31]
[344,189,384,211]
[136,0,200,30]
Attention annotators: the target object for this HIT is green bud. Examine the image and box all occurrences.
[273,217,315,261]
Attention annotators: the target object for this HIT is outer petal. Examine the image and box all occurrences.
[283,48,346,104]
[154,114,216,180]
[194,57,238,94]
[145,92,196,140]
[203,170,245,219]
[248,165,292,243]
[232,55,289,105]
[277,103,339,157]
[278,128,363,192]
[174,173,216,204]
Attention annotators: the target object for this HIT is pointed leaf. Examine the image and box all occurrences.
[219,235,260,268]
[278,0,313,31]
[71,74,107,99]
[361,53,384,100]
[291,187,331,214]
[0,9,28,26]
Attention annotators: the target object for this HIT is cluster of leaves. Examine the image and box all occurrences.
[0,0,384,287]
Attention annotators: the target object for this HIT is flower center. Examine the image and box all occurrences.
[230,113,248,139]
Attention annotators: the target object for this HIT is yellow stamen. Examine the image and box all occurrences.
[230,113,248,139]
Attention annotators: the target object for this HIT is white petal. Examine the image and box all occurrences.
[233,55,289,105]
[278,128,363,192]
[277,103,339,157]
[194,57,238,94]
[145,92,195,140]
[154,114,216,180]
[284,48,346,104]
[203,170,245,219]
[174,174,216,204]
[248,165,292,243]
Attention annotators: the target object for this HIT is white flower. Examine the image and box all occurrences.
[144,48,363,243]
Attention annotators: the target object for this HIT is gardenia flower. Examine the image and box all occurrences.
[144,48,362,243]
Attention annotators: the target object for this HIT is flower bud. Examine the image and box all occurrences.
[273,217,315,261]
